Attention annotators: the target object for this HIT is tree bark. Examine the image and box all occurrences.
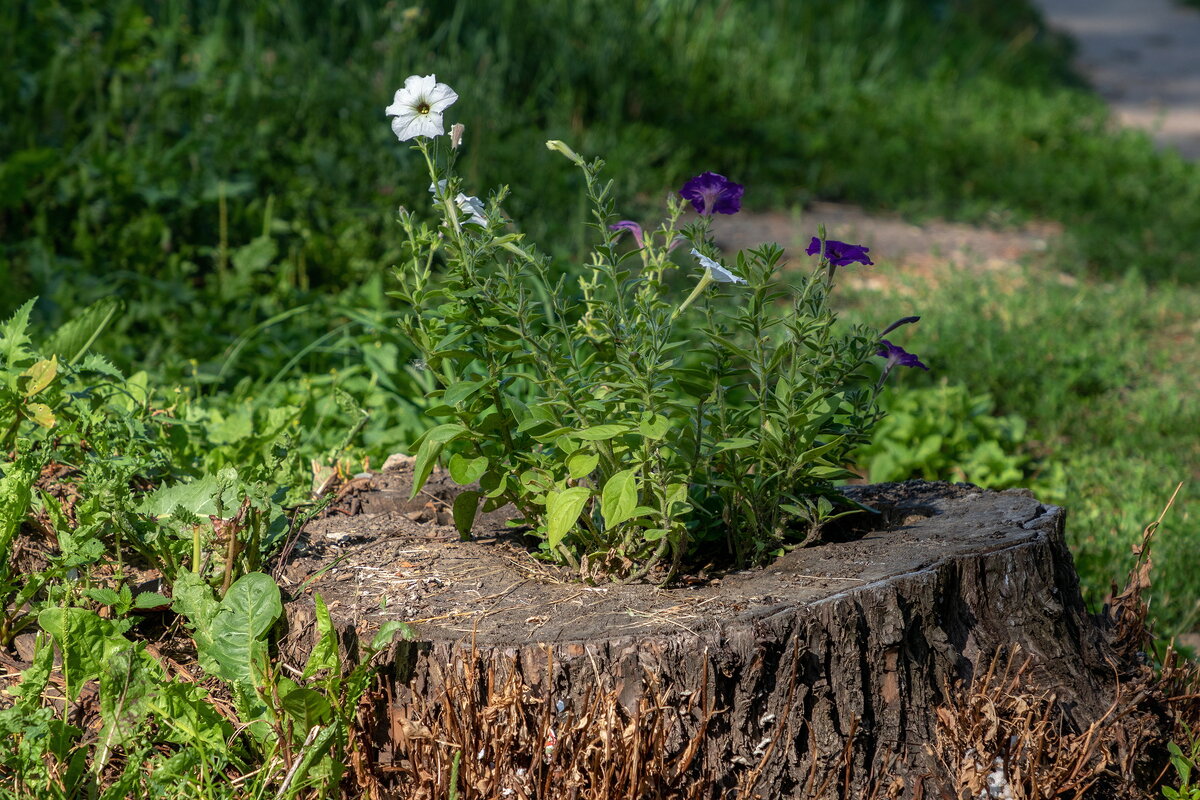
[280,480,1150,798]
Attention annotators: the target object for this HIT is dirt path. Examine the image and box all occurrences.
[1032,0,1200,159]
[723,0,1200,276]
[715,202,1061,286]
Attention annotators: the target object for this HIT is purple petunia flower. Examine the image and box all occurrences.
[609,221,645,249]
[876,340,928,371]
[679,172,744,216]
[805,237,874,267]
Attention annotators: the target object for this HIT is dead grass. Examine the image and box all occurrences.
[359,644,718,800]
[929,482,1200,800]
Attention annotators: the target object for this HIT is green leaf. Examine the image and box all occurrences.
[85,588,121,606]
[576,424,629,441]
[44,297,122,364]
[23,402,55,428]
[133,592,171,610]
[232,235,277,275]
[566,451,599,480]
[148,682,231,750]
[452,491,480,538]
[95,646,159,774]
[302,593,339,679]
[409,436,444,500]
[808,465,856,480]
[638,414,671,441]
[205,573,283,687]
[441,380,482,408]
[600,469,639,529]
[281,686,333,732]
[0,298,35,367]
[370,620,416,651]
[447,453,488,485]
[545,487,591,548]
[714,437,757,451]
[665,483,690,514]
[799,435,847,465]
[170,571,219,657]
[425,423,469,444]
[1,450,41,565]
[37,607,130,701]
[20,357,57,397]
[138,475,230,519]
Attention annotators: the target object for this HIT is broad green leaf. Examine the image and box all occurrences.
[409,436,444,500]
[138,475,230,519]
[575,424,628,441]
[133,592,171,610]
[232,235,277,275]
[714,437,757,452]
[369,620,416,651]
[638,414,670,441]
[452,491,480,538]
[206,573,283,687]
[170,571,219,654]
[23,402,55,428]
[148,682,231,750]
[85,588,121,606]
[95,646,159,774]
[424,423,469,443]
[666,483,690,513]
[545,487,591,548]
[442,380,485,408]
[281,686,333,732]
[0,450,41,564]
[447,453,488,485]
[0,298,35,367]
[798,435,846,465]
[600,469,639,529]
[302,593,339,679]
[479,470,507,499]
[44,296,122,364]
[566,451,599,480]
[38,607,130,701]
[20,357,57,397]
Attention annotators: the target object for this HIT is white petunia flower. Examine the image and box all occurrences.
[386,74,458,141]
[429,180,488,227]
[690,248,746,284]
[455,193,487,227]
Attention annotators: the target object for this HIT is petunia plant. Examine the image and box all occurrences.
[387,76,924,581]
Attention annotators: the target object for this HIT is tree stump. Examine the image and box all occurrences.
[279,475,1155,798]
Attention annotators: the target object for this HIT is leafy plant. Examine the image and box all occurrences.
[1165,726,1200,800]
[853,381,1040,489]
[393,118,922,579]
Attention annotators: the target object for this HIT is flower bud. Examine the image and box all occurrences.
[545,139,585,166]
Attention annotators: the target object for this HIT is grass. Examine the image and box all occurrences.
[840,265,1200,632]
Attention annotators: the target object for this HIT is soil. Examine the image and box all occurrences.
[713,201,1063,292]
[1033,0,1200,160]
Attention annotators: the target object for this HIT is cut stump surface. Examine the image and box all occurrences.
[280,474,1127,797]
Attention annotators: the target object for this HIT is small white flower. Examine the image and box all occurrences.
[455,193,487,227]
[429,181,487,227]
[690,248,745,284]
[386,74,458,141]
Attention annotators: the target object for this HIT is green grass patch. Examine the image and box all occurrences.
[841,266,1200,631]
